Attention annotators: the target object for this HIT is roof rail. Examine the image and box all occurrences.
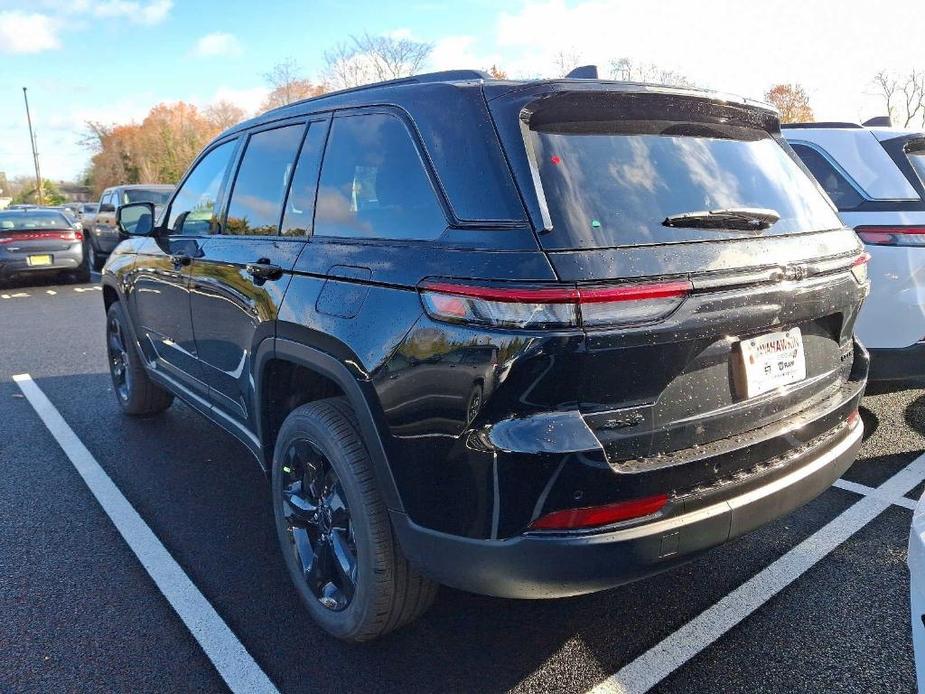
[780,122,862,129]
[261,69,492,117]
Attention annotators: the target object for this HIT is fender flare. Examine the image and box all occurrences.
[256,337,405,513]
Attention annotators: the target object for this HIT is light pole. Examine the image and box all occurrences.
[22,87,43,205]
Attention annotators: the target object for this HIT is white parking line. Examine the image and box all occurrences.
[833,477,918,510]
[587,453,925,694]
[12,373,279,694]
[1,292,29,299]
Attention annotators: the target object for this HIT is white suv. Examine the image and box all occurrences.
[783,121,925,389]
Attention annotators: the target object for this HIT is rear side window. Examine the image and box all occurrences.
[169,140,236,235]
[314,113,446,241]
[225,124,305,236]
[531,120,843,249]
[281,121,328,236]
[789,143,864,211]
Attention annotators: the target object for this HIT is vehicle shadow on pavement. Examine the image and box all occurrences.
[17,373,923,693]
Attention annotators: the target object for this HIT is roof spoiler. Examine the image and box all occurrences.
[863,116,893,127]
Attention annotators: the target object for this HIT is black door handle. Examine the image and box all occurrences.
[170,253,191,269]
[246,261,283,281]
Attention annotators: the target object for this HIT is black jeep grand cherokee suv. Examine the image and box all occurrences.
[103,70,869,641]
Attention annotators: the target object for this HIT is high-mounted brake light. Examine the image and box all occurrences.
[419,280,692,329]
[529,493,669,530]
[850,252,871,285]
[855,225,925,247]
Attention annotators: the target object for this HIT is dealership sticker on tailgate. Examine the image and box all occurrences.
[735,328,807,399]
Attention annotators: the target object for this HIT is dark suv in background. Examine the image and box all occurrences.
[102,69,869,642]
[85,184,173,270]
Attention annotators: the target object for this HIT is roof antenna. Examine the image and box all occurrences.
[565,65,598,79]
[862,116,893,127]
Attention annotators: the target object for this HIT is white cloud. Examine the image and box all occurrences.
[41,0,173,24]
[208,86,269,116]
[0,11,61,53]
[429,35,502,74]
[192,32,242,58]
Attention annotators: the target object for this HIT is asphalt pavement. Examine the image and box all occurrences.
[0,274,921,693]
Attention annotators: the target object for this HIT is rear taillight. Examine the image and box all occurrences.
[419,279,692,329]
[850,252,871,284]
[529,493,669,531]
[855,225,925,247]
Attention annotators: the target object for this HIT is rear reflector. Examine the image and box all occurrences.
[847,408,861,428]
[419,279,691,329]
[529,494,669,531]
[855,225,925,247]
[850,252,870,285]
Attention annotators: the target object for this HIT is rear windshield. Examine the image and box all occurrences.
[531,121,842,249]
[122,189,171,205]
[0,211,70,231]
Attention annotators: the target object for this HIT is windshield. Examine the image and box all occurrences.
[0,211,71,231]
[122,189,172,205]
[531,122,843,249]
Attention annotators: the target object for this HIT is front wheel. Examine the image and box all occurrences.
[87,240,104,271]
[272,398,437,642]
[106,302,173,415]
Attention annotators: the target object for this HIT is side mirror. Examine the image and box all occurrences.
[117,202,156,236]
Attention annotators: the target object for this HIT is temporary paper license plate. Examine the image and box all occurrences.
[27,254,52,267]
[735,328,806,399]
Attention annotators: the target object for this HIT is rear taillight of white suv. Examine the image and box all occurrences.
[419,279,692,329]
[855,225,925,247]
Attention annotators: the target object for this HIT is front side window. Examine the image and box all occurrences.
[314,113,446,241]
[168,140,235,235]
[790,143,864,211]
[225,124,305,236]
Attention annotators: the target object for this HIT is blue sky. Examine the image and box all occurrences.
[2,0,924,182]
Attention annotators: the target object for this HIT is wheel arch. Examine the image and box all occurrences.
[255,337,405,513]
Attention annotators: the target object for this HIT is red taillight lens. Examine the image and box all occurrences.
[855,225,925,247]
[850,252,871,284]
[529,494,669,531]
[419,280,691,329]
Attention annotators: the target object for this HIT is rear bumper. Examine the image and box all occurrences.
[0,248,83,278]
[868,342,925,388]
[392,417,862,599]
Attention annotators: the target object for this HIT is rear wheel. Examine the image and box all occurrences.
[272,398,437,642]
[106,302,173,415]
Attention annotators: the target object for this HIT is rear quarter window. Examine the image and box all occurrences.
[314,112,447,241]
[789,143,864,211]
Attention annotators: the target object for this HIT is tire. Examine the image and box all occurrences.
[88,240,104,271]
[272,397,437,642]
[106,302,173,415]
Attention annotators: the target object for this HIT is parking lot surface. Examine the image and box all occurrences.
[0,277,920,693]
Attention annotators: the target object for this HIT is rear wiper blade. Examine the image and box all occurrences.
[662,207,780,231]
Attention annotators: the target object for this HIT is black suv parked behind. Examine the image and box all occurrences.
[102,69,870,641]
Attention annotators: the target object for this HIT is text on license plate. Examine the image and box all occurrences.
[27,255,52,267]
[735,328,807,399]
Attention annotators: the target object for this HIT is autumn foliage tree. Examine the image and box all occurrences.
[83,101,229,194]
[260,58,327,111]
[764,83,814,123]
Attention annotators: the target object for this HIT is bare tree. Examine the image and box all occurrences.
[873,70,898,122]
[553,48,584,78]
[323,33,433,90]
[261,58,327,110]
[872,69,925,127]
[609,57,695,87]
[205,100,247,130]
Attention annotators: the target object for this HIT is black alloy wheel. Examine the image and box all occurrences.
[107,313,132,403]
[279,438,358,611]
